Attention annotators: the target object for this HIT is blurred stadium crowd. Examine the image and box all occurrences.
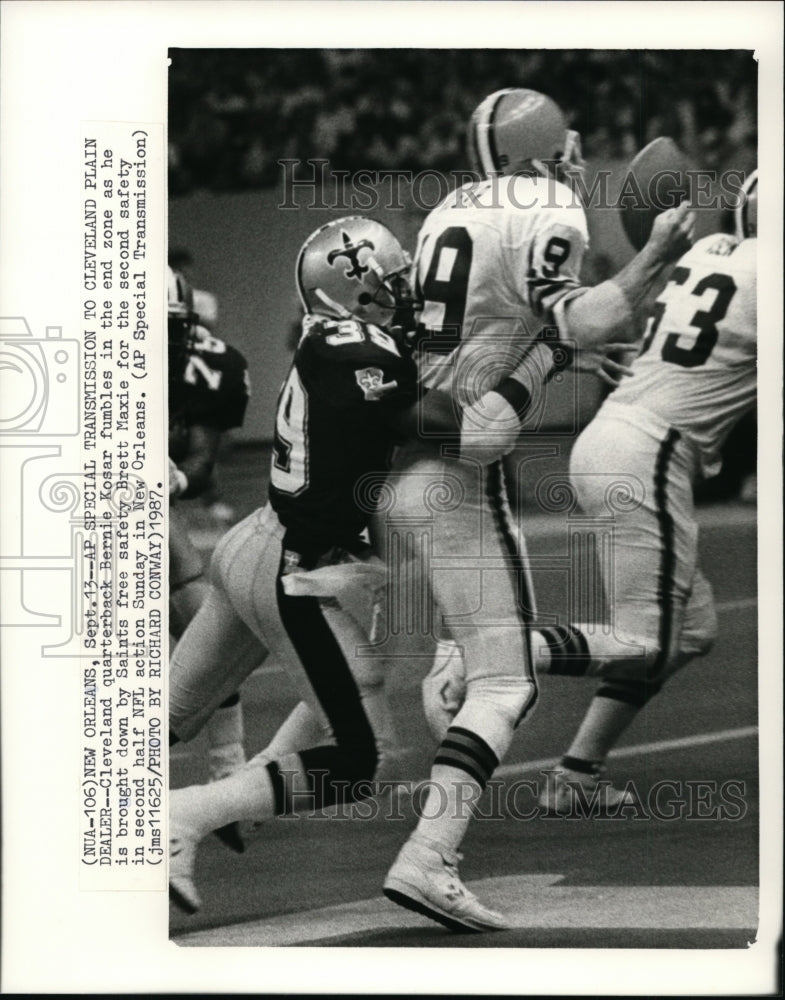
[168,49,757,194]
[168,47,757,503]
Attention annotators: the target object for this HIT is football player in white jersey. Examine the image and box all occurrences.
[528,170,758,813]
[423,170,758,817]
[380,88,696,931]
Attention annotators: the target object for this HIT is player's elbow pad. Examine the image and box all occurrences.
[559,280,636,346]
[459,376,531,465]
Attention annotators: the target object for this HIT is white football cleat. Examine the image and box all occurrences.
[383,837,510,933]
[169,826,202,915]
[208,740,246,782]
[169,837,202,914]
[539,766,637,817]
[208,741,247,854]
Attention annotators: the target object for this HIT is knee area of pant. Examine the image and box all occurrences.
[341,739,380,787]
[350,657,386,691]
[684,610,718,657]
[684,630,716,658]
[594,636,663,682]
[465,673,537,721]
[596,677,662,708]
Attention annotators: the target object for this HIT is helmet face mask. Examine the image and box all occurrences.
[296,217,414,329]
[469,88,584,186]
[167,265,198,386]
[735,169,758,239]
[557,129,587,185]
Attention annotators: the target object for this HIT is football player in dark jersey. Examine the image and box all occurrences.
[168,216,562,914]
[168,266,253,851]
[168,266,250,630]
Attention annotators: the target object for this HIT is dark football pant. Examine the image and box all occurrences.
[169,504,384,810]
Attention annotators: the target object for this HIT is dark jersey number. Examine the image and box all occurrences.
[639,266,690,355]
[541,236,571,278]
[641,267,737,368]
[417,226,473,354]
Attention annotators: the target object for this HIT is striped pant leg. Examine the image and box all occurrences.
[571,419,699,698]
[169,512,270,742]
[169,504,204,589]
[665,567,718,679]
[222,507,380,812]
[388,452,537,774]
[168,503,209,638]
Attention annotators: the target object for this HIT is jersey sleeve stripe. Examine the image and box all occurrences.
[528,277,582,317]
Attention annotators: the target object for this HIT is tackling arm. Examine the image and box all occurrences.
[387,343,559,465]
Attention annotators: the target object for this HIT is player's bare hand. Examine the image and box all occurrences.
[646,200,696,263]
[573,343,636,388]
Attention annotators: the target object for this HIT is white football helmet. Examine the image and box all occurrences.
[296,217,413,328]
[734,169,758,240]
[469,88,585,183]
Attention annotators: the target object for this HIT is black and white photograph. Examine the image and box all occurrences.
[167,45,764,947]
[0,2,782,994]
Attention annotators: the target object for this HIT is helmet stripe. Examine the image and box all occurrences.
[742,172,757,237]
[485,90,507,174]
[476,89,510,176]
[468,115,481,174]
[295,243,309,312]
[473,116,492,176]
[735,169,758,240]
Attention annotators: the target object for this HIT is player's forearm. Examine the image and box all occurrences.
[457,378,530,464]
[394,345,555,464]
[419,374,534,465]
[560,244,670,347]
[390,387,516,464]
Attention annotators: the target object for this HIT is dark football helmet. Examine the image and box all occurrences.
[167,265,198,387]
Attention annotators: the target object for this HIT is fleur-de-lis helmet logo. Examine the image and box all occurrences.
[327,231,375,280]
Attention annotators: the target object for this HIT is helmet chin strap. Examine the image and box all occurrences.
[367,255,385,282]
[561,129,587,182]
[531,158,551,179]
[530,132,586,185]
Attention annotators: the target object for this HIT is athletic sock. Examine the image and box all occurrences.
[560,754,601,775]
[534,625,591,675]
[564,692,641,764]
[172,765,276,840]
[414,762,482,856]
[414,718,502,856]
[206,695,246,780]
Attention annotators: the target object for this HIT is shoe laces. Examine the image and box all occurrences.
[442,855,481,905]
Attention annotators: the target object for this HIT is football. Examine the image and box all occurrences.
[619,136,693,251]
